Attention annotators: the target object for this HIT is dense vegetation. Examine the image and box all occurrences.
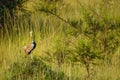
[0,0,120,80]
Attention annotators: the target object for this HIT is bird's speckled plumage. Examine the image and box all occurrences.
[24,31,36,55]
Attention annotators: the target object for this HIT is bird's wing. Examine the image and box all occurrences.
[31,43,34,50]
[24,44,34,53]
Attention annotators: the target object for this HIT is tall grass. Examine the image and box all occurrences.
[0,0,120,80]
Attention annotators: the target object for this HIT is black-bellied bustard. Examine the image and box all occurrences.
[24,31,36,58]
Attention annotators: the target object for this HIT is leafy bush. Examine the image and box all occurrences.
[4,56,68,80]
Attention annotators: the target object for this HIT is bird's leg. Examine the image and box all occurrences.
[30,54,33,59]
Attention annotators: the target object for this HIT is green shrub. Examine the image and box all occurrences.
[4,56,68,80]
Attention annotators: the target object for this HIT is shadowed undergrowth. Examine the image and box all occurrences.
[4,56,68,80]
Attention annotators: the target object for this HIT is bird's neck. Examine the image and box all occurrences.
[32,39,34,42]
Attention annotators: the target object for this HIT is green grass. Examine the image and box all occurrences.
[0,0,120,80]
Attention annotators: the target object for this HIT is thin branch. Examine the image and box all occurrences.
[39,10,77,28]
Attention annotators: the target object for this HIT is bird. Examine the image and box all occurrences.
[24,31,36,55]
